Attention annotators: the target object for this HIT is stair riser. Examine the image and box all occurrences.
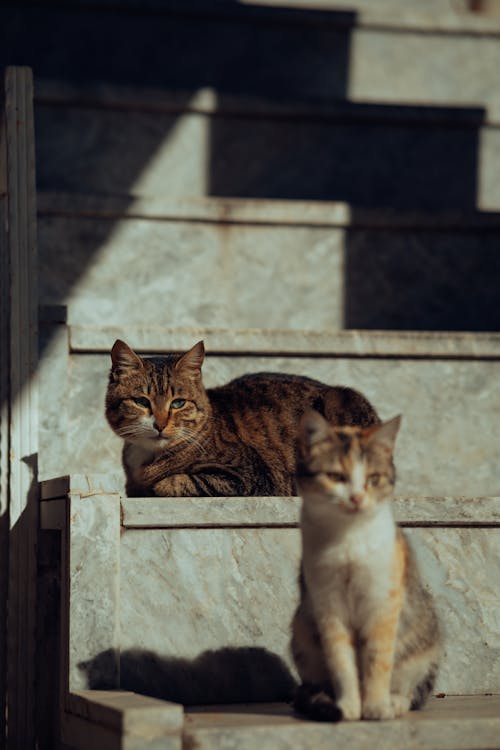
[3,6,500,111]
[118,526,500,696]
[38,216,500,332]
[35,106,500,211]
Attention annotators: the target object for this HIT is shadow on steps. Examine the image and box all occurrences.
[79,645,297,705]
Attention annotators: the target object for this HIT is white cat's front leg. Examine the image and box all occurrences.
[318,614,361,721]
[360,608,400,720]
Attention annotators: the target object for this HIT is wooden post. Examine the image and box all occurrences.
[0,66,39,750]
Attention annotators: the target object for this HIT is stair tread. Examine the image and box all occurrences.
[37,192,500,228]
[65,323,500,359]
[40,479,500,527]
[183,695,500,750]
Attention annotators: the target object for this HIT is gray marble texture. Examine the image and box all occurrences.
[38,217,345,330]
[348,27,500,120]
[67,493,121,692]
[183,696,500,750]
[38,215,500,332]
[35,104,492,211]
[67,325,500,359]
[39,352,500,498]
[118,496,500,529]
[119,526,500,695]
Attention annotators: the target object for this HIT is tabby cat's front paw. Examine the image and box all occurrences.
[362,696,395,721]
[337,695,362,721]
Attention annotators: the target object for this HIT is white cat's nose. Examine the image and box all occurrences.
[350,494,363,507]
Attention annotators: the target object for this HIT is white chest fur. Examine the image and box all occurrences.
[124,441,159,481]
[302,502,397,629]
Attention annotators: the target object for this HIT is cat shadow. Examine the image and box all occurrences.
[79,645,296,706]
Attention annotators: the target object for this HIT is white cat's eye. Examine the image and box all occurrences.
[326,471,346,483]
[171,398,186,409]
[367,473,381,487]
[132,396,151,409]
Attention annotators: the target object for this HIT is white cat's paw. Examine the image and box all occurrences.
[390,694,410,717]
[337,696,362,721]
[362,697,395,721]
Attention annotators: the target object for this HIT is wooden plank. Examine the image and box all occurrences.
[121,495,500,528]
[40,476,71,500]
[0,200,8,750]
[69,325,500,359]
[40,499,67,531]
[1,66,38,750]
[61,712,123,750]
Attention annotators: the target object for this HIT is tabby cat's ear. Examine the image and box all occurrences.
[299,409,330,447]
[175,340,205,375]
[110,340,143,374]
[363,415,401,452]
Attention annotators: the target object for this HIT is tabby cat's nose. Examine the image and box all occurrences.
[350,494,363,507]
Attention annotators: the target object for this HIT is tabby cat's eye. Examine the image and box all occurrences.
[132,396,151,409]
[171,398,186,409]
[367,473,381,487]
[327,471,346,483]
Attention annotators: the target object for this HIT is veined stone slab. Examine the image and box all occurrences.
[40,353,500,497]
[34,102,491,210]
[69,325,500,359]
[120,496,500,529]
[119,526,500,695]
[66,493,121,692]
[38,216,346,330]
[38,215,500,331]
[183,696,500,750]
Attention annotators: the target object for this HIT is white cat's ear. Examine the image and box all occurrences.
[175,340,205,375]
[299,409,330,447]
[363,415,401,451]
[111,340,143,372]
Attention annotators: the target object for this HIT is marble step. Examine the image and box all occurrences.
[38,324,500,498]
[33,90,497,211]
[40,481,500,700]
[37,195,500,333]
[2,3,499,116]
[183,696,500,750]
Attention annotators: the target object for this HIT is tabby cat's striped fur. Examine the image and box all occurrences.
[291,410,441,721]
[105,339,379,497]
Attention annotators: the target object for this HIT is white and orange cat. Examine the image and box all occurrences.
[291,410,441,721]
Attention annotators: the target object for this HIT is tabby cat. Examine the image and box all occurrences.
[105,339,379,497]
[291,410,441,721]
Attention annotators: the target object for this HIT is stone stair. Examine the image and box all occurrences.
[40,477,500,749]
[183,697,500,750]
[2,0,499,746]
